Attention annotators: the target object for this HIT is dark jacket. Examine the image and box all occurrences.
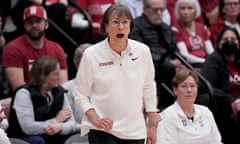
[7,84,65,137]
[129,15,178,64]
[201,50,236,104]
[201,49,240,144]
[129,15,180,110]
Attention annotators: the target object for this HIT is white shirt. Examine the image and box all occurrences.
[0,128,10,144]
[74,38,158,139]
[63,79,83,131]
[158,102,222,144]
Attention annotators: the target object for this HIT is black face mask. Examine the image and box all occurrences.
[220,40,239,56]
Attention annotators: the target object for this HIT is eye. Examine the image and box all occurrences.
[122,20,129,25]
[179,84,197,89]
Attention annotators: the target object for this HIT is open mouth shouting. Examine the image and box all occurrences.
[116,33,124,38]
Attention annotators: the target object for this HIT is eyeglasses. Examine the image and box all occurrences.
[148,7,165,13]
[109,19,130,27]
[179,84,198,90]
[224,2,240,7]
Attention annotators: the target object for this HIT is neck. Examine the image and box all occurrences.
[180,21,195,34]
[179,102,195,118]
[225,16,238,23]
[180,20,193,28]
[109,39,127,55]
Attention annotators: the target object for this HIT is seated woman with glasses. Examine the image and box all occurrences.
[209,0,240,46]
[6,56,77,144]
[157,68,222,144]
[172,0,214,70]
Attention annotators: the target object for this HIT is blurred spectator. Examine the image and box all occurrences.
[7,56,77,144]
[201,27,240,144]
[0,16,9,99]
[0,16,6,59]
[62,43,92,132]
[76,0,115,34]
[198,0,220,26]
[209,0,240,46]
[6,0,69,35]
[119,0,171,25]
[129,0,184,110]
[75,0,116,43]
[0,98,11,130]
[172,0,214,69]
[119,0,144,18]
[0,97,10,144]
[2,5,68,91]
[0,0,17,33]
[167,0,205,26]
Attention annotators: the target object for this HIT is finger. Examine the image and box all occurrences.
[102,121,113,130]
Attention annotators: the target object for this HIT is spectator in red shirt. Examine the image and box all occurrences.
[209,0,240,46]
[172,0,214,68]
[76,0,116,36]
[2,5,68,91]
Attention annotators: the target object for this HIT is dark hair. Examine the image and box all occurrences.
[172,68,199,88]
[219,0,225,18]
[216,26,240,49]
[100,3,134,34]
[30,56,59,87]
[219,0,240,19]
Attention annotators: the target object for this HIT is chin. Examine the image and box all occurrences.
[50,84,59,88]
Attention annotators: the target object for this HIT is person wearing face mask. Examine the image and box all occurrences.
[201,27,240,144]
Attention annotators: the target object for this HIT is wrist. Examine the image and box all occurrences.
[146,112,161,128]
[148,121,159,128]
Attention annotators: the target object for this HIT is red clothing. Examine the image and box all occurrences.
[198,0,219,13]
[76,0,114,35]
[2,35,67,82]
[227,62,240,97]
[173,22,210,58]
[167,0,204,26]
[209,17,225,46]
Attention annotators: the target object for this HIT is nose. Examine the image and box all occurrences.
[118,22,124,29]
[186,86,192,91]
[156,9,163,16]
